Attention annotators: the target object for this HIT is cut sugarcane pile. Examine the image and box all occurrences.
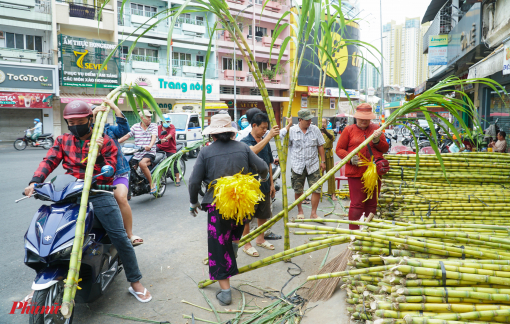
[288,220,510,323]
[380,152,510,224]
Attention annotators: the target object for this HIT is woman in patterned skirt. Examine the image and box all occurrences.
[188,114,268,306]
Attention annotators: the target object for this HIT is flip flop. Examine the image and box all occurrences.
[243,246,259,257]
[175,181,181,187]
[256,241,275,250]
[128,287,152,303]
[302,199,311,205]
[150,186,158,194]
[130,235,144,247]
[297,214,305,219]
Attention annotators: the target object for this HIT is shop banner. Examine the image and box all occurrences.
[428,35,448,66]
[326,88,339,97]
[447,3,481,66]
[59,34,121,88]
[308,86,326,96]
[0,63,57,93]
[122,73,219,100]
[503,41,510,75]
[0,92,52,108]
[301,94,308,108]
[60,97,124,104]
[340,89,359,98]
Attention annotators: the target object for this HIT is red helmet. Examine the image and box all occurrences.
[63,100,93,119]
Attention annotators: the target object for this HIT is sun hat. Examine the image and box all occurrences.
[139,110,153,117]
[298,109,313,120]
[202,114,238,136]
[353,103,376,120]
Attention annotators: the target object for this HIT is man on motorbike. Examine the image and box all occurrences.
[23,100,152,303]
[119,110,158,194]
[28,118,43,144]
[157,116,181,186]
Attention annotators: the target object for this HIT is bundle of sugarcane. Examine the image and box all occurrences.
[287,220,510,323]
[378,152,510,225]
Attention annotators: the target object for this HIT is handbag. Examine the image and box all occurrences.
[365,135,390,176]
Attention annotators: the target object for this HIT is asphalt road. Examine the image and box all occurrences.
[1,142,350,324]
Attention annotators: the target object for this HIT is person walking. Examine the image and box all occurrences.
[157,116,181,186]
[119,111,158,194]
[188,114,268,306]
[92,99,143,246]
[280,109,326,220]
[335,103,388,230]
[321,118,337,201]
[240,113,279,257]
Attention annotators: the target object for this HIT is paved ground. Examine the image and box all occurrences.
[1,140,353,324]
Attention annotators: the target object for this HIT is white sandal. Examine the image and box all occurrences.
[128,287,152,303]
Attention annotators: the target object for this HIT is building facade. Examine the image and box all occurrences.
[360,64,381,91]
[382,18,428,89]
[0,0,59,140]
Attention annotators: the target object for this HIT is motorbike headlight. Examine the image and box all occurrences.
[25,239,38,255]
[50,240,74,260]
[178,134,186,140]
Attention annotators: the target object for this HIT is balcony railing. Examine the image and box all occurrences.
[35,0,51,14]
[131,8,156,18]
[122,54,159,63]
[178,17,205,26]
[172,59,205,67]
[0,47,53,65]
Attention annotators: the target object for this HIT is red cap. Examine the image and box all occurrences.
[63,100,93,119]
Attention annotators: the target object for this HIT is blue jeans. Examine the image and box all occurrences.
[89,193,142,283]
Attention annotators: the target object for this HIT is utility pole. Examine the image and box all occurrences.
[380,0,385,119]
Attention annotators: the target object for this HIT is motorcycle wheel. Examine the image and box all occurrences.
[42,138,53,149]
[188,148,199,158]
[30,280,74,324]
[14,139,27,151]
[179,159,186,178]
[153,175,166,198]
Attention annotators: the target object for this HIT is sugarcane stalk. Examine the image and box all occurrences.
[61,87,122,317]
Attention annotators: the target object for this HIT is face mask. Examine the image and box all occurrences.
[68,122,91,138]
[162,123,170,128]
[34,121,37,124]
[241,121,249,128]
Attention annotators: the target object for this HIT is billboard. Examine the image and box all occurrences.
[447,3,481,66]
[297,22,360,90]
[58,34,121,88]
[428,35,448,65]
[0,63,57,93]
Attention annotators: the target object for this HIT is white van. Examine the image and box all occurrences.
[163,101,228,158]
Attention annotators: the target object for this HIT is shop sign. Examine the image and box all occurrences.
[340,89,358,98]
[406,113,417,118]
[447,3,481,66]
[60,97,124,104]
[0,63,56,93]
[308,86,326,96]
[59,34,121,88]
[122,73,219,100]
[0,92,52,108]
[428,35,448,66]
[503,41,510,76]
[301,94,308,108]
[439,112,450,118]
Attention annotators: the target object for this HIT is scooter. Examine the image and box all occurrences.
[385,132,398,151]
[14,129,54,151]
[271,150,282,211]
[18,165,120,324]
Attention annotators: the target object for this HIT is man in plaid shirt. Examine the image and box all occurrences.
[24,100,152,303]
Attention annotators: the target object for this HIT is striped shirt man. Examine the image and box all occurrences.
[128,122,158,160]
[280,124,325,174]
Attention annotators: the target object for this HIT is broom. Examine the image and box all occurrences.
[303,213,375,302]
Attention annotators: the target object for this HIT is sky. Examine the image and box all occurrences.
[357,0,431,64]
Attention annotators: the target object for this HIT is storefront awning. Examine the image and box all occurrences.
[60,94,124,104]
[468,46,504,79]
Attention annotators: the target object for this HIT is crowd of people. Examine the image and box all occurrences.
[20,98,386,308]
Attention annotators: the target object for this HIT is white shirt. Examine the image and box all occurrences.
[280,124,325,174]
[236,124,286,142]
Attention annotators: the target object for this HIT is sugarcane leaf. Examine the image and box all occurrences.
[131,85,165,121]
[125,91,140,120]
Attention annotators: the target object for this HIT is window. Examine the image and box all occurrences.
[173,52,191,66]
[26,35,43,52]
[255,26,267,38]
[255,0,263,5]
[132,48,159,62]
[6,33,42,52]
[220,86,240,94]
[257,62,272,72]
[189,116,199,128]
[222,57,242,71]
[251,88,273,96]
[196,55,204,67]
[131,3,157,17]
[196,16,204,26]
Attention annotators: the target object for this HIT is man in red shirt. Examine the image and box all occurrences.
[23,100,152,303]
[157,116,181,186]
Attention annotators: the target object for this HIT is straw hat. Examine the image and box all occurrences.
[353,103,376,120]
[202,114,238,135]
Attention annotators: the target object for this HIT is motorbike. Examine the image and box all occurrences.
[19,165,120,324]
[385,132,398,151]
[271,150,282,211]
[121,132,182,199]
[14,129,54,151]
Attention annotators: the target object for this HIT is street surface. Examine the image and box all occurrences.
[0,140,351,324]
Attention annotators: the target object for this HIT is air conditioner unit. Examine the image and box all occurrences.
[0,31,4,39]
